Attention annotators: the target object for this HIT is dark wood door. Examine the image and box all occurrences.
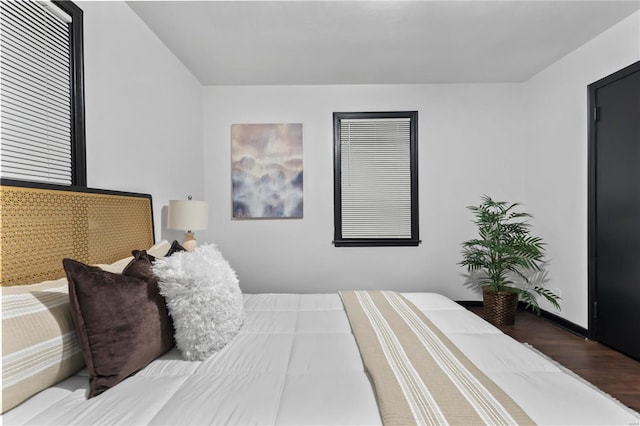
[589,61,640,361]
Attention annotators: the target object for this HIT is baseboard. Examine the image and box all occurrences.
[456,300,484,308]
[455,300,588,338]
[537,307,588,338]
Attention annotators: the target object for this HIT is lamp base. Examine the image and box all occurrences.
[182,231,197,252]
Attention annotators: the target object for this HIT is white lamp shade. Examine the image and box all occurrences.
[167,200,209,231]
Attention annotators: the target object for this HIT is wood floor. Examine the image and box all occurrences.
[468,307,640,413]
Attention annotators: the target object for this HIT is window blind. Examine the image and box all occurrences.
[340,118,412,239]
[1,1,74,185]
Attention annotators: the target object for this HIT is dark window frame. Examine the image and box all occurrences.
[1,1,86,188]
[333,111,420,247]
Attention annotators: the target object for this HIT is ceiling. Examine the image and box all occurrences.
[127,1,640,86]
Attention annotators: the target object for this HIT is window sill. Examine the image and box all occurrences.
[333,239,421,247]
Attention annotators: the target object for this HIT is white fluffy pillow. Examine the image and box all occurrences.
[152,243,244,360]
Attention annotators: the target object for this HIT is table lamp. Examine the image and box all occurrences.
[167,196,209,251]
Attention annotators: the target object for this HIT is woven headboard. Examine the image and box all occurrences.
[0,184,154,286]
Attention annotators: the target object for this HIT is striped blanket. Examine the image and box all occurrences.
[2,279,84,412]
[340,291,534,426]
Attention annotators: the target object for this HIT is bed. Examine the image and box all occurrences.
[1,184,639,425]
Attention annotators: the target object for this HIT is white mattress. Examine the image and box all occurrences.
[3,293,639,425]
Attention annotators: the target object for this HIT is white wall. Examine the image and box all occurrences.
[79,1,639,327]
[80,1,203,241]
[202,84,525,297]
[523,11,640,327]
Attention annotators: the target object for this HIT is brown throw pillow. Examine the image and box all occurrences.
[124,250,157,278]
[132,240,184,259]
[63,257,174,398]
[166,240,186,256]
[122,251,175,347]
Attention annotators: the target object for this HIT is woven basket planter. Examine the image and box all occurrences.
[482,287,518,326]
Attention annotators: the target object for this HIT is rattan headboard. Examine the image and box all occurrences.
[0,184,154,286]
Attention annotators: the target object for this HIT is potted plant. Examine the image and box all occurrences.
[459,195,561,325]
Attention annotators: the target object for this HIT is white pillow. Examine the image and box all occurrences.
[93,256,134,274]
[152,243,244,361]
[93,241,172,273]
[147,240,172,258]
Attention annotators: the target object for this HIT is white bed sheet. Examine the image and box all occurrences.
[3,293,639,425]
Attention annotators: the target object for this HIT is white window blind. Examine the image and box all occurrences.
[340,118,412,239]
[1,1,74,185]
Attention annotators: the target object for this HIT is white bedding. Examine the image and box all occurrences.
[3,293,639,425]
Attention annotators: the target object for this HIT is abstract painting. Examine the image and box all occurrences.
[231,123,303,218]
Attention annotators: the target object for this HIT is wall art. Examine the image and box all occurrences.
[231,123,303,218]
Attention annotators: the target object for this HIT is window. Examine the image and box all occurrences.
[333,111,419,247]
[1,1,86,187]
